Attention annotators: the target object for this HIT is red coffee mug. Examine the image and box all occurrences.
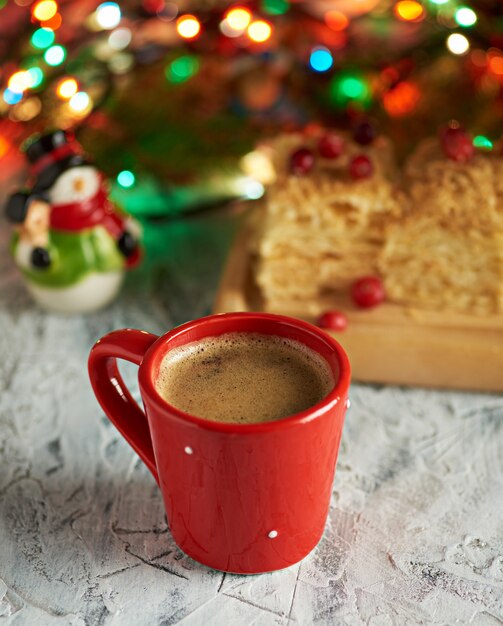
[88,313,351,574]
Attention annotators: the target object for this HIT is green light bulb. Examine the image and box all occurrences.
[473,135,493,150]
[117,170,136,188]
[261,0,289,15]
[165,56,200,83]
[44,45,66,67]
[31,28,55,50]
[330,72,371,109]
[27,67,44,88]
[455,7,477,27]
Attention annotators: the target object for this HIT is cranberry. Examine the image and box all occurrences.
[318,133,345,159]
[353,121,377,146]
[349,154,373,179]
[351,276,385,308]
[290,147,315,175]
[317,310,348,331]
[439,126,474,162]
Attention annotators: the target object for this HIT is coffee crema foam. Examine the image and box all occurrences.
[155,332,335,424]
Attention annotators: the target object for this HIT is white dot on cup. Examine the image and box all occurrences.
[345,399,351,409]
[184,446,193,455]
[268,530,278,539]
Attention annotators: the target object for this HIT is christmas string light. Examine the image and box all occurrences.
[117,170,136,188]
[394,1,424,22]
[447,33,470,55]
[221,6,252,36]
[225,7,252,31]
[8,71,32,94]
[31,27,55,49]
[3,89,23,105]
[27,67,44,89]
[0,135,9,158]
[489,55,503,76]
[247,20,272,43]
[325,11,349,31]
[166,56,200,83]
[309,47,333,73]
[108,27,132,50]
[96,2,121,29]
[32,0,58,22]
[455,7,477,27]
[473,135,492,150]
[261,0,289,16]
[44,44,66,66]
[176,15,201,39]
[41,12,62,30]
[57,78,78,99]
[69,91,90,112]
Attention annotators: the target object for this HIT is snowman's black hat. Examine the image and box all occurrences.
[25,130,91,193]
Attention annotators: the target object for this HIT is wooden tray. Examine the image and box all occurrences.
[213,226,503,392]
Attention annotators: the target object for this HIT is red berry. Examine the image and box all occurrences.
[439,126,474,162]
[349,154,373,179]
[290,147,315,175]
[351,276,385,308]
[318,133,345,159]
[317,310,348,332]
[353,121,377,146]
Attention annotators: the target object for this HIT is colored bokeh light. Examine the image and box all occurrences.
[0,135,10,159]
[108,27,132,50]
[117,170,136,188]
[261,0,289,15]
[394,1,424,21]
[243,178,265,200]
[220,7,252,38]
[44,44,66,66]
[41,12,62,30]
[325,10,349,31]
[8,71,32,93]
[31,27,55,49]
[330,73,371,108]
[489,55,503,75]
[447,33,470,55]
[96,2,121,29]
[310,47,333,73]
[226,7,251,30]
[69,91,91,112]
[27,67,44,88]
[473,135,493,150]
[455,7,477,27]
[57,77,78,99]
[11,97,42,121]
[3,89,23,105]
[383,81,420,116]
[166,55,200,83]
[429,0,449,4]
[176,15,201,39]
[32,0,58,21]
[248,20,272,43]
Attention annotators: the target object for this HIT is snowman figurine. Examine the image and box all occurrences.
[5,130,142,313]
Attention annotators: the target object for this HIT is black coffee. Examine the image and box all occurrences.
[155,332,334,424]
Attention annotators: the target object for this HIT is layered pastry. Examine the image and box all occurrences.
[252,125,403,306]
[380,130,503,314]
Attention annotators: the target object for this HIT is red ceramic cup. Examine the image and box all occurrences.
[88,313,351,574]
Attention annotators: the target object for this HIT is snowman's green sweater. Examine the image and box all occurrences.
[12,227,124,288]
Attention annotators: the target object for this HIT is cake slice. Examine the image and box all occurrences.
[253,127,403,306]
[380,134,503,314]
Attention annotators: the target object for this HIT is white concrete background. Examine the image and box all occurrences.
[1,216,502,626]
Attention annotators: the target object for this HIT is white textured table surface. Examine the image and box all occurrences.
[1,212,502,626]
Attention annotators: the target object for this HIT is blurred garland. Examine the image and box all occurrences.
[0,0,502,214]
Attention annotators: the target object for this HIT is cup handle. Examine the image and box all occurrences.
[88,329,160,484]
